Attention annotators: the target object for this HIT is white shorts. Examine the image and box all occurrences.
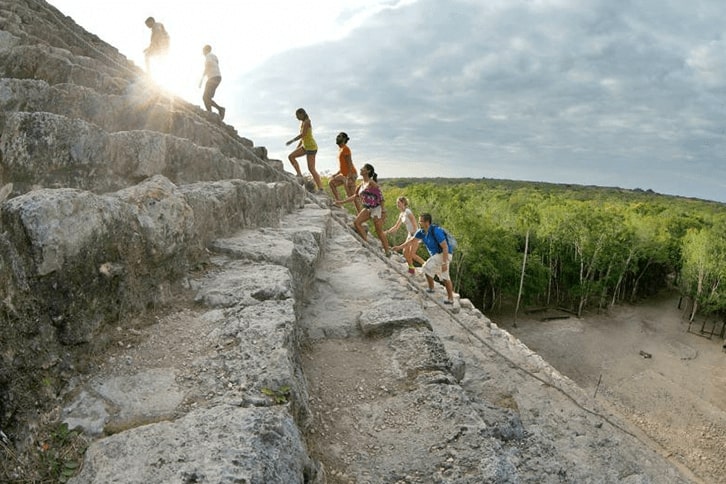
[422,252,450,281]
[367,205,383,220]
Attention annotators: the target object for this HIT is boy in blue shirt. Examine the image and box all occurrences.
[393,213,454,305]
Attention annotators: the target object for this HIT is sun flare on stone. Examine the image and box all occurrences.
[146,52,198,104]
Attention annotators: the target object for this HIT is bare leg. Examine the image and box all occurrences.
[444,279,454,301]
[306,153,323,190]
[329,175,344,201]
[425,274,435,291]
[404,244,415,267]
[354,210,371,241]
[372,216,390,254]
[288,147,305,177]
[345,178,362,213]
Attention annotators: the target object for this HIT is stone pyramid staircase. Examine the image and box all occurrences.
[61,203,332,482]
[0,2,696,483]
[0,0,308,474]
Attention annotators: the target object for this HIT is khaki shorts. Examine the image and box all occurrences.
[422,252,450,281]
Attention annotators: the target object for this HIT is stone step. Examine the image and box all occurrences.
[0,110,287,195]
[0,79,272,168]
[0,1,137,92]
[1,4,277,172]
[0,38,132,96]
[62,203,332,483]
[0,174,304,345]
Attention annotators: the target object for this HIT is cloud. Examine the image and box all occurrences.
[235,0,726,202]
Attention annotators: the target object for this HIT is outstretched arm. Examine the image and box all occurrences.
[285,134,301,146]
[393,236,420,253]
[386,217,402,235]
[335,184,361,205]
[286,119,309,146]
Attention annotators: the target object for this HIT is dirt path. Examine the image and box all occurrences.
[499,294,726,484]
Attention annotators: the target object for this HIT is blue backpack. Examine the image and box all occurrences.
[431,225,458,253]
[442,227,458,251]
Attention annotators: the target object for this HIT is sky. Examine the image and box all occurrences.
[49,0,726,203]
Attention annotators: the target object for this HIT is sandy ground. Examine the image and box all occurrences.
[496,292,726,484]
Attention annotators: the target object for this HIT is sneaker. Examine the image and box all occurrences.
[219,107,226,120]
[425,288,435,294]
[443,299,454,305]
[408,267,416,275]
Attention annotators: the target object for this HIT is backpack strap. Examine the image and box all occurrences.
[429,225,445,253]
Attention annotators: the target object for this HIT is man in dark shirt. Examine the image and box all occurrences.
[143,17,169,73]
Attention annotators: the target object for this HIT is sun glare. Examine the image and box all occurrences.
[146,51,199,105]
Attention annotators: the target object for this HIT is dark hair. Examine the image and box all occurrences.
[362,163,378,182]
[420,213,432,224]
[295,108,308,119]
[145,16,155,25]
[336,132,349,144]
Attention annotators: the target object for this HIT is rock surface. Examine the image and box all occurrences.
[0,1,699,482]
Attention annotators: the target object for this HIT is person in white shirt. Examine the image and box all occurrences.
[199,45,226,120]
[385,196,425,274]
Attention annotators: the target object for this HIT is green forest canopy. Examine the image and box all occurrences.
[377,178,726,320]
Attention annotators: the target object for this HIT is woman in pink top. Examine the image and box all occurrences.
[335,163,390,256]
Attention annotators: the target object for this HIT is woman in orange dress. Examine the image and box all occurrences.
[329,132,361,212]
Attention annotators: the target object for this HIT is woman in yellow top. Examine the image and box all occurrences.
[285,108,323,191]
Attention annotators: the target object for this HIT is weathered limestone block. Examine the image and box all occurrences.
[106,130,169,182]
[163,135,256,183]
[0,110,289,195]
[0,29,20,52]
[179,180,305,245]
[0,111,110,192]
[192,261,293,309]
[209,204,329,268]
[390,327,465,383]
[3,188,126,277]
[205,299,311,423]
[68,405,317,484]
[112,176,196,261]
[358,298,431,336]
[0,78,280,179]
[93,368,185,426]
[1,176,196,343]
[0,78,51,113]
[0,44,128,94]
[211,230,295,266]
[0,0,130,69]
